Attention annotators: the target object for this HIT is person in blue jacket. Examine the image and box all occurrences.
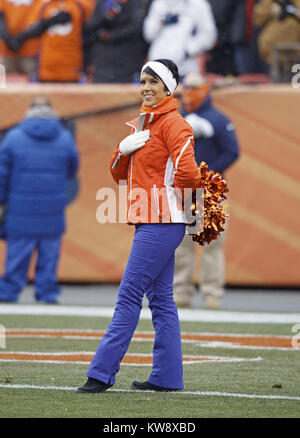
[0,96,79,303]
[174,72,240,309]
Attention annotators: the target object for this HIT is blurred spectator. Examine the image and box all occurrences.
[0,96,79,303]
[253,0,300,69]
[205,0,236,75]
[84,0,148,83]
[230,0,264,75]
[8,0,94,82]
[206,0,266,76]
[141,0,153,13]
[173,73,240,309]
[0,0,40,78]
[143,0,217,77]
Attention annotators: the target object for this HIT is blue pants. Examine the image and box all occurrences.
[87,223,186,389]
[0,236,61,302]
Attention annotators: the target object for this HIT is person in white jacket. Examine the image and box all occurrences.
[143,0,217,77]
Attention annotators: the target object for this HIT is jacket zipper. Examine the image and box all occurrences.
[111,152,121,169]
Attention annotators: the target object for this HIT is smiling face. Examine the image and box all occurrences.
[140,72,169,107]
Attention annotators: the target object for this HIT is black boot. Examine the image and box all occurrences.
[77,377,112,393]
[131,381,179,392]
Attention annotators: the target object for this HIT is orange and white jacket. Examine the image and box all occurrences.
[0,0,40,57]
[110,95,201,224]
[28,0,94,82]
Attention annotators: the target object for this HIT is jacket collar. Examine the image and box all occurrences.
[126,96,178,131]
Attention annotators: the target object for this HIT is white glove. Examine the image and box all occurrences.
[119,130,150,156]
[185,114,214,139]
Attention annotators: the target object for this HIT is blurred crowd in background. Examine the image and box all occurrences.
[0,0,299,86]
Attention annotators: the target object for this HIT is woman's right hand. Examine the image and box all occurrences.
[119,130,150,156]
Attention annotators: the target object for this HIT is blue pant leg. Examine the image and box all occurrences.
[35,236,61,302]
[146,253,184,389]
[0,236,36,301]
[87,223,185,386]
[87,226,147,385]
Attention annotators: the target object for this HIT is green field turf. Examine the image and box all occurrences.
[0,313,299,419]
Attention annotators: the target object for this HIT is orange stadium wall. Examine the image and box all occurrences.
[0,83,299,287]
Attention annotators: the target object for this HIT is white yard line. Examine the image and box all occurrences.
[4,328,292,338]
[4,329,298,350]
[0,383,299,402]
[0,351,263,366]
[0,304,299,324]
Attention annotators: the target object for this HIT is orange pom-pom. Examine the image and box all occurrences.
[189,162,229,246]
